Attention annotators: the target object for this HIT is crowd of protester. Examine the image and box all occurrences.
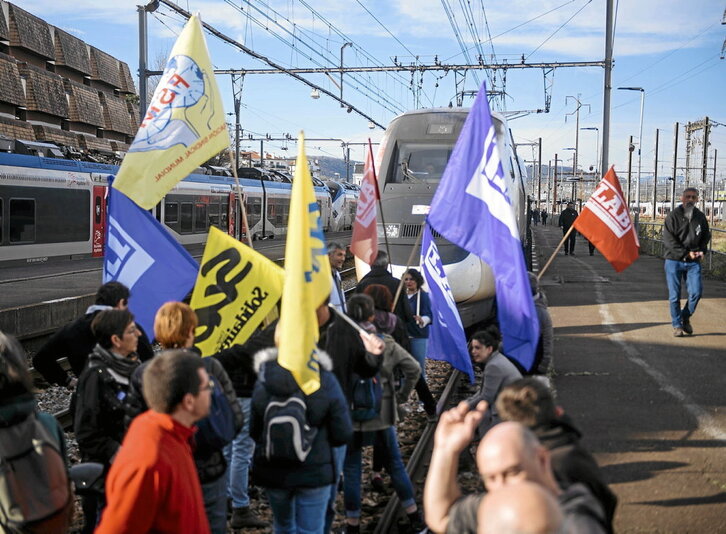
[0,243,617,534]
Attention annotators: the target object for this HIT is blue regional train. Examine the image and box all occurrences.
[0,144,355,265]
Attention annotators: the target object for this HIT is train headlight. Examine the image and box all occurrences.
[378,223,400,239]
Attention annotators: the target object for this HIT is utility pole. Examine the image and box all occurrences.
[553,154,559,212]
[626,136,634,206]
[601,0,615,180]
[653,129,659,218]
[671,122,679,211]
[711,149,718,226]
[701,117,710,213]
[547,160,552,216]
[566,95,590,203]
[137,1,160,116]
[537,137,542,209]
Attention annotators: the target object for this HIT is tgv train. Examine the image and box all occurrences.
[325,180,360,231]
[0,147,352,265]
[356,108,528,326]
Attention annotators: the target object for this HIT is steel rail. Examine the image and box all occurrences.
[374,369,463,534]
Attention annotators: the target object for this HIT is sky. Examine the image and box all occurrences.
[9,0,726,190]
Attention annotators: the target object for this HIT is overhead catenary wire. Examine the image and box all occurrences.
[227,0,408,115]
[156,0,387,129]
[526,0,594,60]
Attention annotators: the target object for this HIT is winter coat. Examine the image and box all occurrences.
[32,306,153,387]
[250,348,352,489]
[558,207,578,229]
[352,334,420,433]
[535,415,617,532]
[406,290,432,339]
[0,393,68,464]
[124,349,244,483]
[323,314,383,403]
[95,411,210,534]
[74,345,140,465]
[663,205,710,261]
[355,267,414,325]
[533,292,554,375]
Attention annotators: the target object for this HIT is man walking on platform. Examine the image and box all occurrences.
[541,209,548,225]
[328,242,348,313]
[663,188,710,337]
[558,202,579,256]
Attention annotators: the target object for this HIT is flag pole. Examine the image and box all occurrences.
[369,138,392,262]
[391,219,426,312]
[538,225,576,280]
[228,147,255,249]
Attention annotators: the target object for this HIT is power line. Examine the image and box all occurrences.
[526,0,594,60]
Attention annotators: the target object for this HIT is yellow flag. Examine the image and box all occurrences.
[278,133,332,394]
[191,227,284,356]
[113,15,228,209]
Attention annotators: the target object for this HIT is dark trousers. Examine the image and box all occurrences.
[562,227,576,254]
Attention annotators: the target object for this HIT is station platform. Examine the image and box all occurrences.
[535,223,726,533]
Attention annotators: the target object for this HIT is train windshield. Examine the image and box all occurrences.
[386,142,453,184]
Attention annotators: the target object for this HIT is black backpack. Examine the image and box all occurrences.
[0,412,72,534]
[350,372,383,422]
[262,391,318,464]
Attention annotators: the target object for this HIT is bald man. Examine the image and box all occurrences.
[424,403,606,534]
[478,481,563,534]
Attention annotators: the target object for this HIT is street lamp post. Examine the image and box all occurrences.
[618,87,645,227]
[562,147,577,205]
[580,127,600,176]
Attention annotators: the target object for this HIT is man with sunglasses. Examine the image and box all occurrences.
[663,188,710,337]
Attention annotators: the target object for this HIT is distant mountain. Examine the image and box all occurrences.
[315,156,361,182]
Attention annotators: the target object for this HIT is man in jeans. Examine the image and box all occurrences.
[663,188,710,337]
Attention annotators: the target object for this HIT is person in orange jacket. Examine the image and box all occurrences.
[95,350,213,534]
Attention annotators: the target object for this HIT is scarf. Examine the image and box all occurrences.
[88,344,139,385]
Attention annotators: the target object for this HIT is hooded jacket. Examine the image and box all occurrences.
[352,334,420,433]
[663,205,710,261]
[250,348,352,489]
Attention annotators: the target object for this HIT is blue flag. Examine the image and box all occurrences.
[421,224,475,383]
[427,82,539,371]
[103,185,199,336]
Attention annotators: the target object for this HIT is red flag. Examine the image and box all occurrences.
[350,140,380,264]
[573,167,639,272]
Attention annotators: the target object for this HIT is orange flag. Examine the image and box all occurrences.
[350,139,380,264]
[573,166,640,272]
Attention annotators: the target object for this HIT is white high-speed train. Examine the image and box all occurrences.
[355,108,528,326]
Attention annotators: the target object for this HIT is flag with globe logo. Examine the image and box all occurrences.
[113,14,229,209]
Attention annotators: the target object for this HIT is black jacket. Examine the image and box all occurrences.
[74,350,139,465]
[663,205,710,261]
[558,207,578,229]
[125,349,244,483]
[534,415,617,532]
[323,313,382,403]
[250,348,352,489]
[355,267,413,325]
[214,320,277,399]
[33,307,153,387]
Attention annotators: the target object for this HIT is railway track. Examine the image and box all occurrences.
[374,369,463,534]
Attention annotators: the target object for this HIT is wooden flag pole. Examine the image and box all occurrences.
[391,219,426,312]
[228,147,254,249]
[537,225,575,281]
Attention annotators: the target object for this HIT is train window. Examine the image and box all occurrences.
[209,202,220,228]
[388,143,453,184]
[180,203,193,233]
[195,204,207,232]
[9,198,35,243]
[165,202,179,224]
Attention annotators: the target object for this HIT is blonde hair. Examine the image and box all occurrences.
[154,302,198,349]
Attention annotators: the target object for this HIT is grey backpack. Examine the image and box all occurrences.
[0,412,72,534]
[262,391,318,464]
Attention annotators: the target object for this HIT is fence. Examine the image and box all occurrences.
[638,222,726,280]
